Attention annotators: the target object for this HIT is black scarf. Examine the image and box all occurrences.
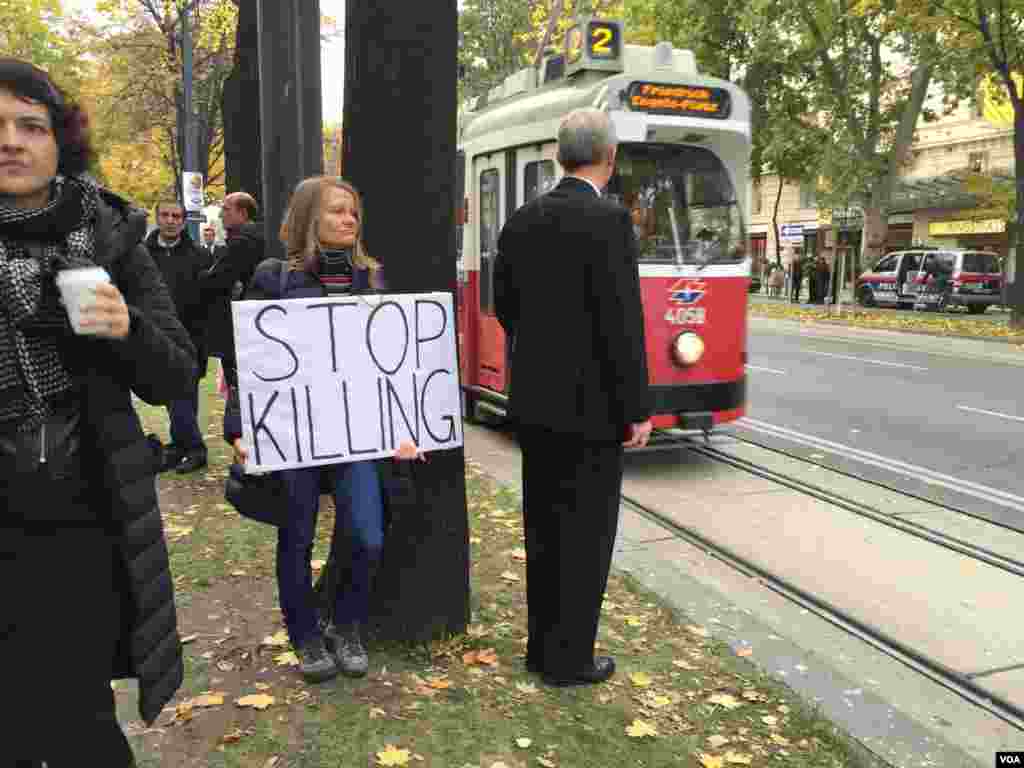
[0,175,101,431]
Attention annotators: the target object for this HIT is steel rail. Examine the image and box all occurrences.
[620,490,1024,733]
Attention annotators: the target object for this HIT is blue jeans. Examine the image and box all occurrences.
[167,384,204,454]
[277,461,384,647]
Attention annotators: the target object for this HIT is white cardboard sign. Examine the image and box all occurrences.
[232,292,462,472]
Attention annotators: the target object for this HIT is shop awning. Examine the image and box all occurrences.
[889,170,1016,212]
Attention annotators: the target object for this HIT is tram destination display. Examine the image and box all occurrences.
[625,82,731,120]
[232,292,462,471]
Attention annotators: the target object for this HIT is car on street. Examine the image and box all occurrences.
[856,248,1002,314]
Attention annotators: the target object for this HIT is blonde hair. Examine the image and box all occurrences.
[279,176,380,274]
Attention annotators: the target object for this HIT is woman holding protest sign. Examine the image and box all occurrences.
[225,176,424,683]
[0,59,195,765]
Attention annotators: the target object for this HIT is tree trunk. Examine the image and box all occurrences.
[861,204,886,269]
[343,0,470,643]
[222,0,263,201]
[1010,105,1024,329]
[771,177,783,266]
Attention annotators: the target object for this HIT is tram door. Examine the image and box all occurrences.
[475,155,508,394]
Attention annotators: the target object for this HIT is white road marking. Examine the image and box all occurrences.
[956,405,1024,424]
[739,417,1024,513]
[808,350,928,372]
[745,364,787,375]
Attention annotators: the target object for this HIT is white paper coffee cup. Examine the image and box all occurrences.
[55,266,111,335]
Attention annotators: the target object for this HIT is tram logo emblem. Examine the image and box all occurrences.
[669,278,707,305]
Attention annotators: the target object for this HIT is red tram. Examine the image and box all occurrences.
[455,19,751,434]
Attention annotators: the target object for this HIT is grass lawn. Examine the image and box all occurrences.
[749,299,1024,344]
[126,367,870,768]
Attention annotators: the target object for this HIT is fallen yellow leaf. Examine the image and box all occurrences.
[623,615,645,627]
[262,630,290,648]
[236,694,275,710]
[724,752,753,765]
[686,625,710,638]
[253,682,272,691]
[629,671,653,688]
[515,682,539,695]
[427,676,451,689]
[191,693,225,708]
[274,651,299,667]
[707,693,743,710]
[672,659,696,670]
[376,744,412,767]
[369,707,387,719]
[515,737,533,748]
[707,734,729,748]
[770,734,791,746]
[761,715,779,726]
[646,694,671,708]
[500,571,522,583]
[699,755,724,768]
[625,719,658,738]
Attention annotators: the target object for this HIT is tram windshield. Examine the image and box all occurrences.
[605,143,746,266]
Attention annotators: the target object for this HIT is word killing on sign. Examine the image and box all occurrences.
[233,293,462,472]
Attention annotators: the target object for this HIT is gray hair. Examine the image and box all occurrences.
[556,108,617,172]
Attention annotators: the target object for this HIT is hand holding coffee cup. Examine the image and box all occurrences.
[55,267,130,339]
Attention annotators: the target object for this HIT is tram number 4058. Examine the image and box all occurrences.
[664,307,707,325]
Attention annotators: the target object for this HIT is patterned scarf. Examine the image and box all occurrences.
[0,175,101,431]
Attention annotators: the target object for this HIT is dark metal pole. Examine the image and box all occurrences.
[256,0,324,259]
[181,4,199,241]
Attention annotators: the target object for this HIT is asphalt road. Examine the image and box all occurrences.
[738,327,1024,527]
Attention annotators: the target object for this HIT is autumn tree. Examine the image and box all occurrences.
[79,0,237,207]
[887,0,1024,324]
[457,0,627,100]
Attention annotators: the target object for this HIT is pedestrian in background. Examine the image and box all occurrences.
[200,223,218,255]
[0,57,194,766]
[201,191,264,389]
[494,108,652,687]
[144,199,211,473]
[789,248,803,303]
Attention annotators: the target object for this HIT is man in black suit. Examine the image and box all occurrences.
[201,192,265,389]
[494,108,652,687]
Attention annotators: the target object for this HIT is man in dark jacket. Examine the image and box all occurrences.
[494,108,652,688]
[145,201,211,472]
[202,191,265,388]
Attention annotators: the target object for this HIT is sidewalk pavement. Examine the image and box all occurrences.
[463,425,1023,768]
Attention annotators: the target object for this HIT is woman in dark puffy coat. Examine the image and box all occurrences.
[0,59,196,766]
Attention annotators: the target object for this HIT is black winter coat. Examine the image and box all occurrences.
[67,191,196,724]
[494,177,651,441]
[145,228,212,375]
[201,222,265,358]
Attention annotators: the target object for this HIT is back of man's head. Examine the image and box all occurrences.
[225,192,259,223]
[557,108,616,173]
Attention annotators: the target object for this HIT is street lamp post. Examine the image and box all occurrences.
[181,3,200,241]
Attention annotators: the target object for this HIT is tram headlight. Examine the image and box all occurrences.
[672,331,704,367]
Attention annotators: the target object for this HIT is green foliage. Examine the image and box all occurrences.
[457,0,628,101]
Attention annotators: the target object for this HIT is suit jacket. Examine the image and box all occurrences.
[201,223,266,357]
[494,176,651,441]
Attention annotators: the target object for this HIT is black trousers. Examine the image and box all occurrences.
[2,528,134,767]
[517,426,624,677]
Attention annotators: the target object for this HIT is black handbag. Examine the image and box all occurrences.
[224,463,289,526]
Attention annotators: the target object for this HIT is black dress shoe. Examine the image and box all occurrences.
[160,444,183,473]
[542,656,616,687]
[176,452,208,474]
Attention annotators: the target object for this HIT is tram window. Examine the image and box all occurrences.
[606,143,747,266]
[479,169,500,315]
[524,160,556,203]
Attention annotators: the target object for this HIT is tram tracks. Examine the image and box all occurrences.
[621,436,1024,733]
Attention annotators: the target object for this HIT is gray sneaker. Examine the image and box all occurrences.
[326,622,369,677]
[298,635,339,683]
